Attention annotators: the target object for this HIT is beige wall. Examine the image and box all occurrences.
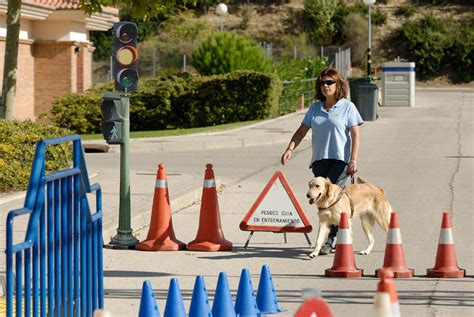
[33,40,74,117]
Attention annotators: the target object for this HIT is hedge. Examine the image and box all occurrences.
[0,120,72,192]
[50,71,282,134]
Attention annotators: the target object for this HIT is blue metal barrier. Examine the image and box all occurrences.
[6,135,104,317]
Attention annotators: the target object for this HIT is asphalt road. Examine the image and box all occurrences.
[1,89,472,316]
[98,89,473,316]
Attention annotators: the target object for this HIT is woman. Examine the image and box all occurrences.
[281,68,363,255]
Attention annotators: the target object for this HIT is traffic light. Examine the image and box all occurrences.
[100,92,124,144]
[112,21,139,93]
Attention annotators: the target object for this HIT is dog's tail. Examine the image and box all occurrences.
[357,176,386,194]
[356,176,367,184]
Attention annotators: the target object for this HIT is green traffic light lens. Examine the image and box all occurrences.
[117,69,138,89]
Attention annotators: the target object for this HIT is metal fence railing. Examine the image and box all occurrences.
[278,77,317,114]
[6,135,103,317]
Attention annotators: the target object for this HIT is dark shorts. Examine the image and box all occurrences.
[311,159,348,185]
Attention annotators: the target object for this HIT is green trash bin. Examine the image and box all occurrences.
[348,77,377,121]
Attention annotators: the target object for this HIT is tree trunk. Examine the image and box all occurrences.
[0,0,21,120]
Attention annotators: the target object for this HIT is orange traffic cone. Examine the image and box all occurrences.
[427,212,465,278]
[373,268,400,317]
[136,164,186,251]
[325,212,363,278]
[187,164,233,251]
[376,212,414,278]
[294,298,333,317]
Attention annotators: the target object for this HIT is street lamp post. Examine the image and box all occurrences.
[216,3,228,31]
[364,0,376,79]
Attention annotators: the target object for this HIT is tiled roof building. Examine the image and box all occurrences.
[0,0,119,119]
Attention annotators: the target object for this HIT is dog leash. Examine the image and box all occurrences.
[317,185,355,218]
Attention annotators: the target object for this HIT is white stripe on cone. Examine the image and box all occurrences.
[392,303,401,317]
[373,293,392,317]
[439,228,454,244]
[387,228,403,244]
[336,229,352,244]
[155,179,167,188]
[203,179,216,188]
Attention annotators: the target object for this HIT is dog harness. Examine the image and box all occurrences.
[318,185,355,218]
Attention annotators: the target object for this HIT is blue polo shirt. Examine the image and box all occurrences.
[302,98,363,166]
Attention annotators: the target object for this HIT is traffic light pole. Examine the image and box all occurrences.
[109,94,139,248]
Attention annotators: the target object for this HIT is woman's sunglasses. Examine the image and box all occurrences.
[321,80,336,86]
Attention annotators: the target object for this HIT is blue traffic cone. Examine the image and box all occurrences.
[235,268,260,317]
[256,265,286,314]
[164,278,186,317]
[189,275,212,317]
[138,280,161,317]
[212,272,236,317]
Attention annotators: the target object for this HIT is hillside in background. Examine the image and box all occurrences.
[92,0,473,86]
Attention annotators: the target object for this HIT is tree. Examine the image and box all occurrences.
[303,0,337,46]
[192,32,273,75]
[0,0,196,119]
[0,0,20,119]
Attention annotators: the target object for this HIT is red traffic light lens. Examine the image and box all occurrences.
[116,46,138,66]
[116,24,137,43]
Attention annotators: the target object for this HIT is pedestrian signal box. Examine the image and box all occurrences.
[100,92,124,144]
[112,21,138,93]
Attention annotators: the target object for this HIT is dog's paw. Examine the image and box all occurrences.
[359,250,370,255]
[308,252,318,258]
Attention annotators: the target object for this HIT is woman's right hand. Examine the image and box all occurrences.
[281,149,293,165]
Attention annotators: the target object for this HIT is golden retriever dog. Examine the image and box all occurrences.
[306,176,391,258]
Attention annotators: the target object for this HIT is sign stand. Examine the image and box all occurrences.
[240,171,313,249]
[243,231,312,250]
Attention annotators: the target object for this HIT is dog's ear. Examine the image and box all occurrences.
[325,177,333,189]
[325,178,331,191]
[325,180,339,201]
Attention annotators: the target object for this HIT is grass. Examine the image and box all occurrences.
[80,119,264,140]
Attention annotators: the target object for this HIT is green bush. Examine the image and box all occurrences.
[396,15,448,78]
[176,71,282,127]
[129,76,189,130]
[395,15,473,81]
[396,4,417,18]
[192,32,274,75]
[446,18,474,82]
[51,71,282,133]
[50,92,102,134]
[0,120,72,192]
[276,56,327,81]
[371,7,387,26]
[303,0,338,45]
[343,13,368,67]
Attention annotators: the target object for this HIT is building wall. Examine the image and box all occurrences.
[0,14,96,120]
[33,40,74,117]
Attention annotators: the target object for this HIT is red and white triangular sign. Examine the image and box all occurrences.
[240,171,312,233]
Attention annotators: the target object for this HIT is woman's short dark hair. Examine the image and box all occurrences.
[315,68,349,102]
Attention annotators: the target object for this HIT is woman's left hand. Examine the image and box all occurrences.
[348,161,357,176]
